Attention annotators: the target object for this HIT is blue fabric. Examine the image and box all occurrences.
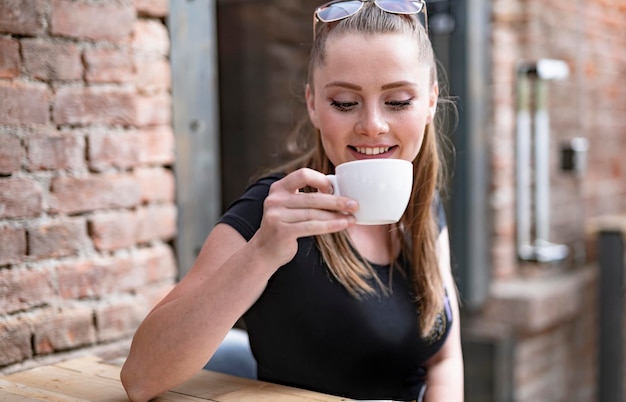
[204,328,257,379]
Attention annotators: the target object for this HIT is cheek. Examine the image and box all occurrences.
[316,107,345,130]
[317,121,349,166]
[406,133,425,161]
[316,110,350,143]
[319,128,343,151]
[401,115,427,160]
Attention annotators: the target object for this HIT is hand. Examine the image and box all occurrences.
[250,168,358,267]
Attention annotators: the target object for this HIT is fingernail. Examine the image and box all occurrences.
[346,200,358,211]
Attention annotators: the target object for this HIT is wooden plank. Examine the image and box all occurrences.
[4,365,128,402]
[172,370,349,401]
[222,383,350,402]
[0,378,88,401]
[54,355,121,380]
[0,391,40,402]
[260,383,351,401]
[3,365,212,402]
[0,392,43,402]
[2,357,350,401]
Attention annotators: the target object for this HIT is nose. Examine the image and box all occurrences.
[355,104,389,136]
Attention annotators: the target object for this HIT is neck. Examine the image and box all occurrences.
[347,224,400,265]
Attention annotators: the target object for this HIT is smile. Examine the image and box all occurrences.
[354,146,392,155]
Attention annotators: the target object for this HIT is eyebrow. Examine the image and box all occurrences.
[324,81,418,91]
[382,81,417,90]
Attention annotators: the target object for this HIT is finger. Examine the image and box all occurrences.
[259,207,355,244]
[279,207,353,224]
[286,215,356,238]
[288,192,358,214]
[276,168,334,194]
[266,178,358,214]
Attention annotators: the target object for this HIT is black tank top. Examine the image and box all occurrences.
[218,174,451,401]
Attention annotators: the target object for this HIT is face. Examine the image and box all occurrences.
[306,32,438,167]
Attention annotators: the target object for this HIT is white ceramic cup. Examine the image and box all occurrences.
[326,159,413,225]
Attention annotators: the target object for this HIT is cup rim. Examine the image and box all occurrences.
[336,159,413,168]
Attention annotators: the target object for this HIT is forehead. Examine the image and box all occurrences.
[313,32,431,88]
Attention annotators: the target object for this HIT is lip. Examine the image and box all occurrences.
[348,145,398,160]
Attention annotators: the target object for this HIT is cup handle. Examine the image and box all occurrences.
[325,174,340,196]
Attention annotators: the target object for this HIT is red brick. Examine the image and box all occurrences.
[53,86,137,126]
[0,0,47,36]
[21,38,82,81]
[136,204,177,244]
[57,255,136,299]
[134,93,172,127]
[50,0,135,42]
[0,226,26,266]
[87,130,141,171]
[0,178,43,219]
[95,298,145,342]
[57,258,112,300]
[489,0,626,276]
[83,46,135,83]
[49,174,141,214]
[0,266,56,314]
[135,55,171,93]
[135,0,169,18]
[0,133,23,175]
[0,81,50,126]
[32,306,96,354]
[134,167,175,204]
[0,315,33,366]
[27,132,85,171]
[0,36,20,78]
[139,126,176,165]
[138,126,175,164]
[133,244,177,284]
[89,210,137,251]
[28,218,90,260]
[132,19,169,56]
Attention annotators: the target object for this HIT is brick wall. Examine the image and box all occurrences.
[486,0,626,400]
[511,273,597,402]
[0,0,175,372]
[490,0,626,277]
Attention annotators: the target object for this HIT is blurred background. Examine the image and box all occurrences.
[0,0,624,401]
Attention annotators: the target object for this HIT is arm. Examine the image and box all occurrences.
[120,168,358,402]
[424,227,464,401]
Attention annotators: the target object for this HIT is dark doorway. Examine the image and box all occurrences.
[216,0,317,211]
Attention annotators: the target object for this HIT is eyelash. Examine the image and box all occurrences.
[387,100,413,110]
[330,101,355,112]
[330,99,413,112]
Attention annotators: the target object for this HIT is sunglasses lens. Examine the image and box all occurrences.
[375,0,423,14]
[316,1,363,22]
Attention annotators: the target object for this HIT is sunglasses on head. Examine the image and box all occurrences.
[314,0,428,38]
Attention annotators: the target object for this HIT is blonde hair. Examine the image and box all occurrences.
[275,3,446,336]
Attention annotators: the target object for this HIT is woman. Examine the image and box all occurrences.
[121,1,463,401]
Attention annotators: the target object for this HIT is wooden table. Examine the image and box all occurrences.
[0,355,350,401]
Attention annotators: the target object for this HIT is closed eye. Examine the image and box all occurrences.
[330,100,357,112]
[386,99,413,110]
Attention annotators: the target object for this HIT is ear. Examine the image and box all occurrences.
[305,83,320,128]
[426,82,439,125]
